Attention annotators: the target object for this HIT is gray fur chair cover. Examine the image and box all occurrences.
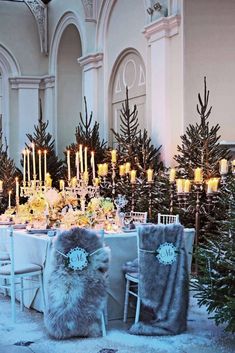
[44,227,110,339]
[130,223,189,336]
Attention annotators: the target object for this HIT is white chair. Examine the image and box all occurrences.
[123,271,140,323]
[0,227,10,265]
[123,224,188,327]
[44,227,109,338]
[0,226,45,322]
[125,211,147,224]
[158,215,195,273]
[95,228,108,330]
[157,213,180,225]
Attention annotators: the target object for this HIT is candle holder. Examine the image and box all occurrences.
[206,190,219,213]
[20,179,48,197]
[220,173,227,185]
[169,182,175,213]
[147,180,154,219]
[99,175,111,193]
[114,194,128,227]
[15,195,20,209]
[111,162,116,201]
[131,182,136,212]
[65,175,99,212]
[177,192,190,209]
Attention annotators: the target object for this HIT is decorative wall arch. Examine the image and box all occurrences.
[96,0,117,51]
[0,44,21,77]
[49,11,85,76]
[0,45,21,152]
[48,11,85,152]
[109,48,146,143]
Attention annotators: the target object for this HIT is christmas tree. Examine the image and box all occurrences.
[192,176,235,333]
[173,77,231,230]
[174,77,230,179]
[111,87,162,172]
[24,105,65,188]
[66,97,107,180]
[110,87,163,220]
[0,127,22,212]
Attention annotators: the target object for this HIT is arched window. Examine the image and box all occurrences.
[0,44,20,154]
[57,24,83,157]
[111,50,146,145]
[0,71,2,145]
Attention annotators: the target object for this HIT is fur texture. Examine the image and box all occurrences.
[44,227,110,339]
[130,224,189,336]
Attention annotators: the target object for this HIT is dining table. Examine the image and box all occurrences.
[0,226,195,321]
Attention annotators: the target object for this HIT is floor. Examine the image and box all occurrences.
[0,293,234,353]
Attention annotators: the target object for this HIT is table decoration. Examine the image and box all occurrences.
[26,228,53,235]
[114,194,128,227]
[60,209,90,229]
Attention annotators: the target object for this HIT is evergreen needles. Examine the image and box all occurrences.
[174,77,230,179]
[24,106,65,188]
[0,118,21,212]
[192,177,235,333]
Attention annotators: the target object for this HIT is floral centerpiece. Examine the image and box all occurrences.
[87,197,115,230]
[87,197,114,217]
[60,209,90,229]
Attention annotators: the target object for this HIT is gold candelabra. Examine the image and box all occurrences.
[65,174,99,212]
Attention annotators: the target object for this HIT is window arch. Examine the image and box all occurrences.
[110,49,146,145]
[0,45,21,152]
[0,71,2,146]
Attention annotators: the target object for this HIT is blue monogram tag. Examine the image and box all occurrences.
[156,242,177,265]
[67,247,88,271]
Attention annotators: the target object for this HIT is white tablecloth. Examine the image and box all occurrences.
[0,226,195,320]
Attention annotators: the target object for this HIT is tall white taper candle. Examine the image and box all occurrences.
[32,142,36,176]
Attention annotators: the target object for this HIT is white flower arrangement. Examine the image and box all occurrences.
[44,188,62,208]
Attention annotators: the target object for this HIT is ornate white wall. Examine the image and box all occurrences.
[184,0,235,143]
[0,0,234,167]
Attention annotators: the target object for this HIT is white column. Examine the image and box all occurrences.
[10,77,40,165]
[77,52,103,121]
[41,76,55,137]
[143,15,181,166]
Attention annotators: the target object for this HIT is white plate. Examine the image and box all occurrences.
[27,229,49,235]
[122,228,136,233]
[13,224,27,229]
[0,221,14,225]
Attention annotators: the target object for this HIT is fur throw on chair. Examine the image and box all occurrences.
[44,227,110,339]
[130,224,189,336]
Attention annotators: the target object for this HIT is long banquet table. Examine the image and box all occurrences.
[1,226,195,320]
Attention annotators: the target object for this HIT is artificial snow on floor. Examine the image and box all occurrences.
[0,293,234,353]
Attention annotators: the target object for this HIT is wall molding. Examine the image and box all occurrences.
[49,11,85,76]
[24,0,48,55]
[78,52,103,71]
[143,14,181,43]
[40,75,55,89]
[9,76,42,89]
[9,75,55,90]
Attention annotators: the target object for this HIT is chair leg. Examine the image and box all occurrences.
[135,295,141,324]
[10,278,16,323]
[104,300,108,325]
[101,311,106,337]
[39,273,45,313]
[20,277,24,311]
[123,278,130,323]
[3,278,7,296]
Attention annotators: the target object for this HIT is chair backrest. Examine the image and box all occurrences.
[127,211,147,224]
[45,226,110,338]
[0,226,11,264]
[0,226,16,276]
[157,213,179,225]
[135,223,189,335]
